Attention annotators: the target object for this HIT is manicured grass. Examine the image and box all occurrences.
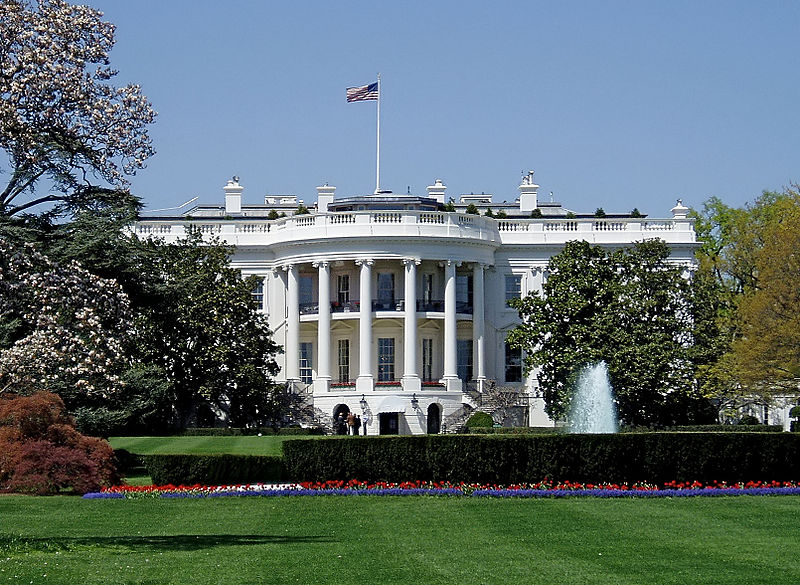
[109,435,309,457]
[1,495,798,584]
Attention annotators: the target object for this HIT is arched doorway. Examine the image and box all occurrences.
[427,403,441,434]
[333,404,350,435]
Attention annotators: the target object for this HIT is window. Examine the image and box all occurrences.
[251,280,264,310]
[457,339,473,382]
[456,274,473,312]
[505,274,522,304]
[505,341,522,383]
[377,273,395,302]
[299,342,313,384]
[299,275,314,305]
[337,274,350,304]
[377,337,395,381]
[337,339,350,383]
[422,273,434,304]
[422,338,433,381]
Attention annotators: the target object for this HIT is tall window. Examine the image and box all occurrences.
[377,273,395,303]
[377,337,395,381]
[457,339,473,382]
[337,274,350,304]
[505,341,522,383]
[251,280,264,310]
[299,275,314,305]
[456,274,473,312]
[299,342,313,384]
[337,339,350,383]
[505,274,522,304]
[422,273,434,304]
[422,338,433,381]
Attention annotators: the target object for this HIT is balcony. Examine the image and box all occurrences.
[417,299,444,312]
[331,301,359,313]
[372,299,404,311]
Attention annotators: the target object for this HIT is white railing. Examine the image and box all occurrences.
[133,212,692,245]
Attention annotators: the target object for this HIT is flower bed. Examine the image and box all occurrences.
[83,479,800,499]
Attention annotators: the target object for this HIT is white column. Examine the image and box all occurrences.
[285,264,300,382]
[315,260,331,392]
[356,259,374,393]
[472,263,486,386]
[402,258,421,392]
[442,260,460,390]
[261,274,270,315]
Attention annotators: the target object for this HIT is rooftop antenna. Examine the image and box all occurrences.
[550,191,554,203]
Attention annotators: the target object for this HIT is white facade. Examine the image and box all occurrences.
[135,173,698,435]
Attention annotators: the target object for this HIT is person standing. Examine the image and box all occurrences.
[347,411,355,435]
[354,414,361,436]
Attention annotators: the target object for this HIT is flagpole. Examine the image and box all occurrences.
[375,73,381,194]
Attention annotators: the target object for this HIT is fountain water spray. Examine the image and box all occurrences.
[568,362,618,433]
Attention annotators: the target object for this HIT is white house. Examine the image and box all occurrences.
[134,172,698,434]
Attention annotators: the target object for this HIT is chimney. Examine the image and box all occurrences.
[426,178,446,204]
[671,199,689,219]
[224,176,243,214]
[518,170,539,212]
[316,183,336,212]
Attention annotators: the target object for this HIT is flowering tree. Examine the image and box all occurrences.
[0,0,156,217]
[0,238,132,401]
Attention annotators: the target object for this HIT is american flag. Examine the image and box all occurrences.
[346,82,379,102]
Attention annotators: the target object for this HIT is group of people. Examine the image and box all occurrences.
[335,411,368,435]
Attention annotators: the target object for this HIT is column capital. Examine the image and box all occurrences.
[312,260,330,269]
[439,259,462,268]
[402,257,421,266]
[530,264,547,275]
[355,258,374,267]
[279,263,296,272]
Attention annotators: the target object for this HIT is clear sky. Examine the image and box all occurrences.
[91,0,799,216]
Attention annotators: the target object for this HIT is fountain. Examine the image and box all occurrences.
[568,361,618,433]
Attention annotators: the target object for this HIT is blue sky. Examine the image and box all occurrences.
[92,0,799,216]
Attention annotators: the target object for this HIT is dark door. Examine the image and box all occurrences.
[379,412,399,435]
[427,404,441,434]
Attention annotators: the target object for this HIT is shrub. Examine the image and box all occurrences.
[739,415,760,425]
[465,412,494,428]
[0,392,119,494]
[465,203,480,215]
[143,454,286,485]
[281,433,800,484]
[530,208,543,218]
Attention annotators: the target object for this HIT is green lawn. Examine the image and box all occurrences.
[109,435,309,457]
[1,495,798,585]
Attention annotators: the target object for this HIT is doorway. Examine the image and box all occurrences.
[379,412,399,435]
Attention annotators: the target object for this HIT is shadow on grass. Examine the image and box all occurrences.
[1,533,333,553]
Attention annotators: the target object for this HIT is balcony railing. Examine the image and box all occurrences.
[372,299,404,311]
[330,301,359,313]
[417,299,444,312]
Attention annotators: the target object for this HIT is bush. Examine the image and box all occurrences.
[0,392,119,494]
[143,454,286,485]
[465,412,494,428]
[281,433,800,485]
[739,415,761,425]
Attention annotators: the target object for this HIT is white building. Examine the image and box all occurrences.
[134,172,698,434]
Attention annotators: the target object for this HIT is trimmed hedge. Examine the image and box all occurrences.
[143,454,287,485]
[460,427,561,435]
[179,427,324,437]
[281,433,800,485]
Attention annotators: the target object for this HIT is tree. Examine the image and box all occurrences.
[0,0,156,217]
[0,238,132,403]
[721,189,800,393]
[507,240,710,426]
[465,203,479,215]
[135,231,283,428]
[690,189,800,411]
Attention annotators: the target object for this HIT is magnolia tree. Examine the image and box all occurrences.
[0,0,156,216]
[0,238,132,400]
